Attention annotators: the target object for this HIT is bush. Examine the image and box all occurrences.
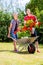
[0,11,12,41]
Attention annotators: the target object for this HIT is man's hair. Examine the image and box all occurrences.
[25,8,30,12]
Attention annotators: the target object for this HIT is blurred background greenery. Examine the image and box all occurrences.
[0,0,43,43]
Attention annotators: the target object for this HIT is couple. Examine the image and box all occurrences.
[8,9,40,53]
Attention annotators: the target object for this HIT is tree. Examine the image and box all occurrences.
[25,0,43,11]
[18,9,25,24]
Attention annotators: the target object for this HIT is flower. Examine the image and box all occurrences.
[24,15,41,28]
[35,22,41,28]
[26,19,41,28]
[26,20,34,27]
[22,26,28,31]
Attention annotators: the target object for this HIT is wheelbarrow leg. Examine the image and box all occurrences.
[18,43,28,51]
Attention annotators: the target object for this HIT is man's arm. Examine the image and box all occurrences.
[34,15,38,22]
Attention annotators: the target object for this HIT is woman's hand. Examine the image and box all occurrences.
[8,33,10,38]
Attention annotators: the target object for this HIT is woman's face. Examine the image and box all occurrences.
[26,9,31,15]
[13,14,18,20]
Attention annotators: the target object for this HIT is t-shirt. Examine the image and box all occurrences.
[24,15,36,22]
[10,19,19,33]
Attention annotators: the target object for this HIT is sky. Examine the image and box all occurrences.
[0,0,30,12]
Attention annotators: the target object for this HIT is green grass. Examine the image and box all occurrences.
[0,42,43,65]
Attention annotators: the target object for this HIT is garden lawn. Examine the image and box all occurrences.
[0,42,43,65]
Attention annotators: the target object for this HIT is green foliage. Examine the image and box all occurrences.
[0,25,7,41]
[17,31,30,39]
[18,10,25,25]
[26,0,43,11]
[0,10,12,41]
[39,10,43,22]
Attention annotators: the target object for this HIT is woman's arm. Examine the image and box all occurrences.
[8,23,12,38]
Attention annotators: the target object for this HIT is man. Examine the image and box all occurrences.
[8,13,19,52]
[24,9,40,53]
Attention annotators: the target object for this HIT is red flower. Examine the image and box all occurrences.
[14,28,20,34]
[14,31,17,34]
[30,22,36,27]
[22,26,28,31]
[27,27,32,31]
[35,22,41,27]
[38,22,41,26]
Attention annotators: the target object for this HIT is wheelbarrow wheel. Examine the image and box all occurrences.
[28,43,35,54]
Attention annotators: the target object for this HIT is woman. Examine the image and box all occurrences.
[8,13,19,52]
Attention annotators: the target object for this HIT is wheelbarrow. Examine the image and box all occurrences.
[10,36,39,54]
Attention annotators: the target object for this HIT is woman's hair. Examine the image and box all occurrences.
[13,13,18,17]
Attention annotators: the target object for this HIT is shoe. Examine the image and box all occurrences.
[37,50,40,53]
[14,49,18,52]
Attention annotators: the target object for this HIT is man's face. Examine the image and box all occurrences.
[13,14,18,20]
[26,9,31,15]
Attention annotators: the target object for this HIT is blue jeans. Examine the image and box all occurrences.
[10,32,18,39]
